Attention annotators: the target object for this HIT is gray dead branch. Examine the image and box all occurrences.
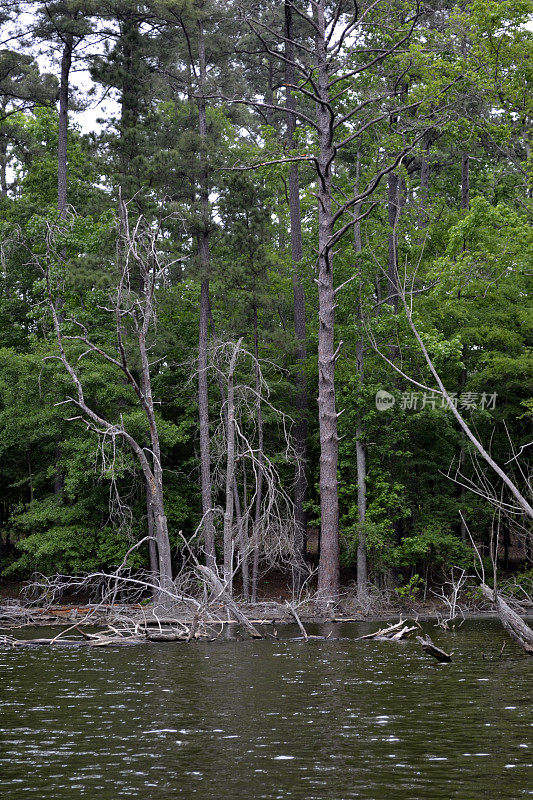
[357,619,419,641]
[416,634,453,662]
[481,584,533,656]
[196,565,264,638]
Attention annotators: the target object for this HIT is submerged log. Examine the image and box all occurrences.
[416,634,452,662]
[481,584,533,656]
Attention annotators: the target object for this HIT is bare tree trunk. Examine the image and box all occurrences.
[418,134,430,230]
[0,134,7,196]
[251,307,264,603]
[223,341,241,595]
[54,31,73,499]
[386,172,400,311]
[481,584,533,655]
[237,461,250,601]
[196,21,217,571]
[58,32,73,217]
[141,348,173,592]
[146,486,159,597]
[285,0,308,580]
[461,152,469,211]
[265,57,274,127]
[198,277,216,567]
[353,158,367,601]
[315,0,339,600]
[355,411,367,600]
[457,152,470,534]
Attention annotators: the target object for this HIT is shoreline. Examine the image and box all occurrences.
[0,598,523,630]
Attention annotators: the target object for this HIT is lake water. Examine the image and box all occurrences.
[0,619,531,799]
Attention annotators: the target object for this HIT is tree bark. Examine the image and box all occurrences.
[58,32,73,216]
[315,0,339,600]
[353,153,368,601]
[0,133,8,196]
[196,20,217,570]
[139,328,173,592]
[481,584,533,655]
[55,29,73,498]
[223,341,241,595]
[461,152,469,211]
[198,276,216,568]
[418,133,431,230]
[251,307,264,603]
[386,172,400,311]
[285,0,308,578]
[146,482,159,588]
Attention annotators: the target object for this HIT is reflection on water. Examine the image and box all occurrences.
[0,619,531,799]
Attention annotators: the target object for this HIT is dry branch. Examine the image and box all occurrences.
[481,584,533,655]
[357,618,417,641]
[416,635,453,662]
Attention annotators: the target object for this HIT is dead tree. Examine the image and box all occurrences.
[209,339,305,598]
[33,206,178,595]
[222,339,242,593]
[416,634,453,662]
[367,269,533,522]
[481,584,533,655]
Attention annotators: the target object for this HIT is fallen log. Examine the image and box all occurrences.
[145,632,186,642]
[389,625,418,640]
[416,634,452,662]
[481,584,533,656]
[11,637,92,647]
[285,602,308,640]
[357,619,417,641]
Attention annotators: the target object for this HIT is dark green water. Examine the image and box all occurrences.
[0,619,531,800]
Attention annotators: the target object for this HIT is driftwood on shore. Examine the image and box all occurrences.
[481,584,533,655]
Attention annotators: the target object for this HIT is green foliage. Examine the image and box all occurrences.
[395,574,424,601]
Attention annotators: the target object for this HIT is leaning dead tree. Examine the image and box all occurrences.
[480,584,533,655]
[368,268,533,520]
[368,265,533,651]
[29,204,180,595]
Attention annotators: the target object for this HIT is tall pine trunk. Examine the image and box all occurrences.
[285,1,308,580]
[197,21,216,570]
[353,155,367,601]
[54,30,73,498]
[58,32,73,216]
[315,0,339,599]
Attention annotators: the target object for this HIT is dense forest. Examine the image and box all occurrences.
[0,0,531,604]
